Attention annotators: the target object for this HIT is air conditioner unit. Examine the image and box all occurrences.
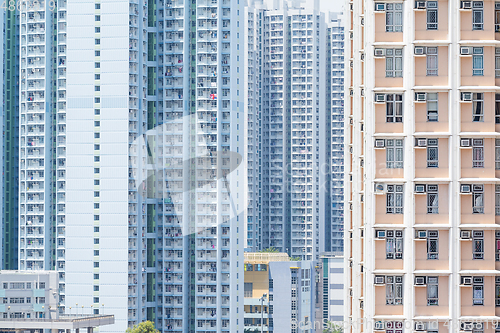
[415,1,426,9]
[415,92,426,102]
[461,1,472,9]
[374,321,384,330]
[461,92,472,101]
[460,184,471,193]
[375,2,386,11]
[460,138,471,147]
[374,275,385,284]
[349,89,354,96]
[375,139,386,148]
[416,230,427,238]
[361,53,365,61]
[461,322,473,331]
[496,2,500,9]
[415,322,427,331]
[375,93,386,103]
[414,46,426,55]
[360,89,365,96]
[415,184,426,193]
[349,31,353,39]
[472,184,483,192]
[374,48,385,57]
[349,117,354,125]
[374,183,386,194]
[415,276,426,285]
[461,276,473,285]
[375,230,386,239]
[417,138,427,147]
[460,230,471,239]
[428,230,438,238]
[460,46,472,55]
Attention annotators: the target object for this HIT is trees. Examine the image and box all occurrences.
[126,321,159,333]
[259,247,279,253]
[323,322,343,333]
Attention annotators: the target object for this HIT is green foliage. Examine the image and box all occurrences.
[126,321,159,333]
[323,322,343,333]
[259,247,279,253]
[290,256,301,261]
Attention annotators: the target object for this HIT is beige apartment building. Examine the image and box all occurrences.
[346,0,500,331]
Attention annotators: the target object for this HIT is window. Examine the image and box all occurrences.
[94,238,99,244]
[95,15,100,21]
[496,276,500,306]
[427,139,438,167]
[95,39,100,45]
[386,139,403,168]
[95,51,100,57]
[385,49,403,77]
[473,277,484,305]
[427,1,438,29]
[94,274,99,279]
[427,277,439,305]
[427,230,439,259]
[473,230,484,259]
[472,47,484,75]
[95,62,100,69]
[472,1,484,30]
[269,279,273,289]
[472,139,484,167]
[95,3,100,9]
[94,215,99,221]
[426,47,438,76]
[386,230,403,259]
[386,3,403,32]
[473,93,483,122]
[473,185,484,214]
[386,276,403,305]
[427,185,439,213]
[244,283,253,297]
[496,50,500,78]
[387,185,404,214]
[386,94,403,122]
[427,93,438,122]
[496,94,500,123]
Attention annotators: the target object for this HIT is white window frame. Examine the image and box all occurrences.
[427,276,439,305]
[427,1,438,29]
[473,185,484,214]
[473,230,484,259]
[387,184,404,214]
[472,1,484,30]
[473,277,484,305]
[385,49,403,77]
[385,3,403,32]
[473,93,484,122]
[386,230,404,259]
[386,93,403,122]
[426,47,438,76]
[496,185,500,216]
[386,276,403,305]
[427,138,438,167]
[427,184,439,214]
[386,139,404,168]
[496,50,500,78]
[427,92,438,122]
[472,139,484,168]
[427,230,439,259]
[473,47,484,75]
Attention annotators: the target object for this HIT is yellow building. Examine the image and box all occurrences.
[346,0,500,331]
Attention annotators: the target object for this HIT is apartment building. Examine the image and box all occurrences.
[256,0,331,261]
[0,270,58,319]
[315,252,344,325]
[243,252,316,333]
[326,12,345,255]
[346,0,500,331]
[2,7,20,270]
[18,0,245,332]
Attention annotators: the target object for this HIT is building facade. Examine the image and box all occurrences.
[346,0,500,331]
[18,0,246,332]
[0,270,58,319]
[315,253,344,326]
[2,7,20,270]
[243,252,316,333]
